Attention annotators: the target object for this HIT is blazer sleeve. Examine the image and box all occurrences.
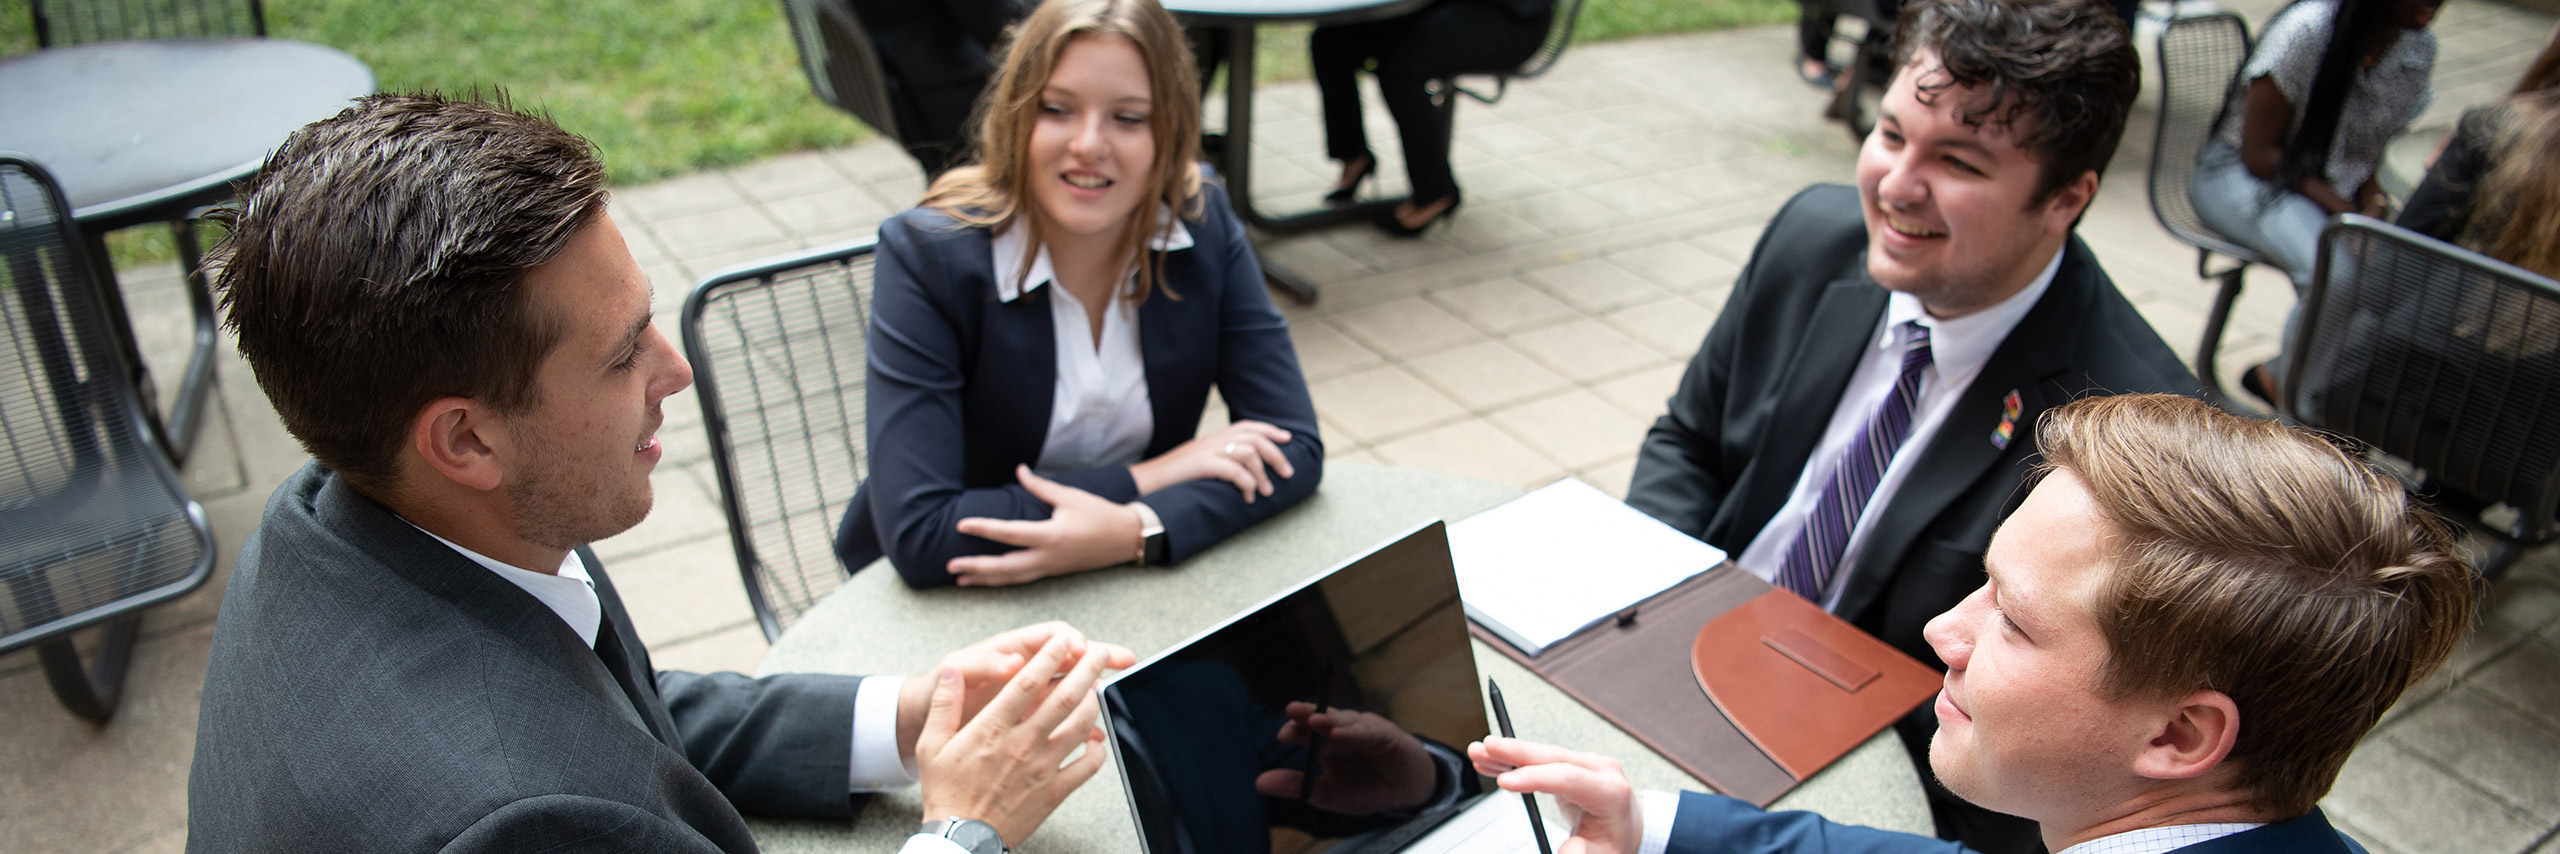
[657,670,863,821]
[442,795,734,853]
[1135,191,1325,564]
[1666,791,1974,854]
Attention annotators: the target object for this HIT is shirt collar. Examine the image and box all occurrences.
[1881,244,2064,377]
[2053,822,2265,854]
[405,522,603,649]
[991,206,1196,303]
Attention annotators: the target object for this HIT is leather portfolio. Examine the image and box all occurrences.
[1470,565,1939,806]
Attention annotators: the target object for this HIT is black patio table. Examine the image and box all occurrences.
[0,38,374,461]
[1166,0,1433,305]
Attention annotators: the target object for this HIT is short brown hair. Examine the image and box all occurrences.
[2037,394,2473,819]
[1893,0,2141,205]
[210,92,608,498]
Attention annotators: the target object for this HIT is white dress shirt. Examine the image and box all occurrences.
[1632,791,2258,854]
[409,525,927,824]
[989,213,1196,477]
[1732,248,2062,611]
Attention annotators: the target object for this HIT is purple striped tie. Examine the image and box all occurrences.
[1776,321,1933,604]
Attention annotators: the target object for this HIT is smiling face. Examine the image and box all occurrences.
[1923,470,2162,826]
[1857,50,2094,317]
[1025,32,1158,245]
[499,211,694,550]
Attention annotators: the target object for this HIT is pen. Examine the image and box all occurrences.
[1488,678,1555,854]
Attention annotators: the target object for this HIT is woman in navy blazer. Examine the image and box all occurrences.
[836,0,1323,589]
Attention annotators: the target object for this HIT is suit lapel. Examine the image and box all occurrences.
[1734,275,1891,536]
[985,287,1059,471]
[1136,278,1203,456]
[587,552,680,747]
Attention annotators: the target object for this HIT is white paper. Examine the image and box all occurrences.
[1449,478,1726,655]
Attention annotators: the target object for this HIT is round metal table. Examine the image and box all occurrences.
[747,463,1931,852]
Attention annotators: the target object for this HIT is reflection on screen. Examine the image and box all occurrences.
[1106,523,1493,854]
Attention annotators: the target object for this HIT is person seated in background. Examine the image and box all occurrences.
[847,0,1029,179]
[187,92,1133,854]
[1626,0,2191,849]
[2187,0,2443,403]
[1482,393,2475,854]
[1308,0,1554,236]
[835,0,1324,589]
[2399,27,2560,278]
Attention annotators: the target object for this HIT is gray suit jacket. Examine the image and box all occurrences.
[187,462,862,852]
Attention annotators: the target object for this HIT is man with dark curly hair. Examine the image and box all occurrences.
[1623,0,2194,849]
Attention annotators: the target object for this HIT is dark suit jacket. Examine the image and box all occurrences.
[1666,792,2370,853]
[188,462,862,853]
[835,178,1324,588]
[1626,184,2195,670]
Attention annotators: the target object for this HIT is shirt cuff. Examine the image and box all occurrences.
[1637,789,1681,854]
[898,834,971,854]
[850,675,921,793]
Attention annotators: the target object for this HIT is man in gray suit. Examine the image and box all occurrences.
[186,93,1120,854]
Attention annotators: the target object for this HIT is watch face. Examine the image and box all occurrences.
[941,819,1006,854]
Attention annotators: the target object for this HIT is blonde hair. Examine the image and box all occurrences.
[922,0,1204,302]
[2462,88,2560,278]
[2037,394,2473,820]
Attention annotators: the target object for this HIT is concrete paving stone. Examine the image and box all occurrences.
[2474,636,2560,731]
[2536,830,2560,854]
[1256,231,1375,284]
[1607,240,1738,291]
[648,205,795,261]
[0,620,210,854]
[1690,221,1769,265]
[1428,276,1581,335]
[1506,146,1629,187]
[727,149,857,202]
[1507,317,1671,383]
[1404,339,1575,411]
[1604,296,1717,357]
[1690,282,1736,317]
[607,533,760,651]
[758,185,896,242]
[2322,737,2547,854]
[1370,419,1566,491]
[1327,295,1489,359]
[1320,225,1472,276]
[1438,205,1555,255]
[1286,315,1386,382]
[1307,364,1467,445]
[615,169,750,220]
[1582,135,1698,175]
[825,141,928,185]
[1489,389,1655,470]
[1578,176,1709,221]
[2479,566,2560,640]
[111,825,186,854]
[1452,158,1564,203]
[1522,257,1669,313]
[649,620,774,676]
[592,462,733,565]
[686,239,811,279]
[1591,361,1689,419]
[2385,686,2560,819]
[1575,453,1640,501]
[1503,189,1639,240]
[2321,813,2409,854]
[615,209,675,265]
[1462,121,1567,160]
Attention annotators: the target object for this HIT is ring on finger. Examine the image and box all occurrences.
[1224,442,1240,456]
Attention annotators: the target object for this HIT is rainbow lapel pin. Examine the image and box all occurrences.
[1990,390,2022,450]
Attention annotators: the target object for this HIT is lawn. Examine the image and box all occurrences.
[1,0,1789,262]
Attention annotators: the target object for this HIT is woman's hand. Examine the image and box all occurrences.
[948,466,1144,586]
[1129,420,1296,501]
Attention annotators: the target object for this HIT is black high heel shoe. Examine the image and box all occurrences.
[1324,155,1376,207]
[1376,195,1460,238]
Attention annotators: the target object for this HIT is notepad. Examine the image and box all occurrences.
[1450,478,1726,656]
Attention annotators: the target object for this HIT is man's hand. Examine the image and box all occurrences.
[1252,702,1437,815]
[1129,420,1295,501]
[914,632,1124,848]
[949,466,1146,586]
[896,622,1136,762]
[1468,737,1642,854]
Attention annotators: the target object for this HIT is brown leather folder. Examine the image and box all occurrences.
[1470,565,1939,806]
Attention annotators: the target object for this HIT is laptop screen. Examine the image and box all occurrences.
[1103,522,1497,854]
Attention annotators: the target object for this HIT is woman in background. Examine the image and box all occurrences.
[836,0,1323,588]
[1308,0,1554,236]
[2397,27,2560,270]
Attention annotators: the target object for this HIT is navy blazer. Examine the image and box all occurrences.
[1666,792,2369,853]
[836,179,1325,587]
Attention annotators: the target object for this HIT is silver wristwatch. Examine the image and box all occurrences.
[920,817,1008,854]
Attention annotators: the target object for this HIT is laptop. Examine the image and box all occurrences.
[1101,521,1569,854]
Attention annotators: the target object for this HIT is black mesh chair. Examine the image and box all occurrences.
[2283,216,2560,581]
[779,0,908,156]
[682,239,878,641]
[0,154,216,722]
[2146,12,2264,409]
[1438,0,1588,107]
[30,0,265,46]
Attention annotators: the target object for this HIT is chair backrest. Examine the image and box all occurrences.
[2147,12,2264,263]
[779,0,905,144]
[682,238,878,642]
[31,0,265,47]
[2285,215,2560,542]
[0,154,213,650]
[1451,0,1588,104]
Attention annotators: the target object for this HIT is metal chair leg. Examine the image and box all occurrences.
[2194,255,2254,415]
[36,614,141,723]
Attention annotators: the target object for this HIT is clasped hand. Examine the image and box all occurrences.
[950,465,1142,587]
[1131,420,1295,502]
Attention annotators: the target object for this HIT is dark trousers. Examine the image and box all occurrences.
[1795,0,1895,75]
[1309,0,1547,204]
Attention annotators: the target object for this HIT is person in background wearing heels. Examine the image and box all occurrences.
[1308,0,1553,237]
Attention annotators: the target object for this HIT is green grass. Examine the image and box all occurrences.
[0,0,1788,266]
